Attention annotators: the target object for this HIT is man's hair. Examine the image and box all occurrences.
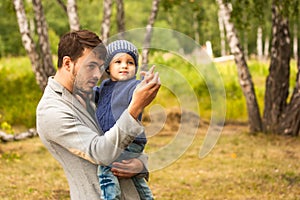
[57,30,107,68]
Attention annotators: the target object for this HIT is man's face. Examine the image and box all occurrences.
[73,48,104,94]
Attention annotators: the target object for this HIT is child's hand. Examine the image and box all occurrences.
[128,66,160,119]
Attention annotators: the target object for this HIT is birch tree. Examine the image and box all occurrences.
[257,26,263,60]
[141,0,160,71]
[33,0,55,84]
[116,0,125,39]
[264,35,270,59]
[218,0,300,136]
[101,0,112,43]
[218,9,226,56]
[263,0,300,136]
[55,0,80,31]
[13,0,55,90]
[216,0,262,132]
[56,0,67,12]
[67,0,80,31]
[293,24,298,61]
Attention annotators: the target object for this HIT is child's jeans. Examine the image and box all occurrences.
[98,143,154,200]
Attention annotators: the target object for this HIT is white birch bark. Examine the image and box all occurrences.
[218,10,226,56]
[101,0,113,43]
[264,36,270,59]
[32,0,55,89]
[293,23,298,60]
[14,0,55,90]
[216,0,262,132]
[141,0,160,71]
[116,0,125,39]
[257,26,263,60]
[13,0,40,84]
[67,0,80,31]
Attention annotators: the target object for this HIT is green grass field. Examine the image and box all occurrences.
[1,123,299,199]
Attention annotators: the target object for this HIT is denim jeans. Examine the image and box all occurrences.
[98,143,154,200]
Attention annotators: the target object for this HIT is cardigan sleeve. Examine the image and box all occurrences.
[38,97,144,166]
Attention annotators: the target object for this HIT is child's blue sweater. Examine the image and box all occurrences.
[94,77,146,145]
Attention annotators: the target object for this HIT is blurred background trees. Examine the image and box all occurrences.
[0,0,299,135]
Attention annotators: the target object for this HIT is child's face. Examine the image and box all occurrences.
[109,53,136,81]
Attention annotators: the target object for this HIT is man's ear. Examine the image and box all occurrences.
[62,56,72,72]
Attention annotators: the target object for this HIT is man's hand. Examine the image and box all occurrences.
[128,66,161,119]
[111,158,144,178]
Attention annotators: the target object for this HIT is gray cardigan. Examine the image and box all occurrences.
[36,77,146,199]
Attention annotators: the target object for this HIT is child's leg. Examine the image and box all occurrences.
[119,143,154,199]
[132,177,154,200]
[118,142,145,161]
[98,165,121,200]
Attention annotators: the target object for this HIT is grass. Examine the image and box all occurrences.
[0,138,69,199]
[1,123,299,199]
[147,123,300,199]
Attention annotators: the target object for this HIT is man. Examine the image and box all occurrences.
[36,30,160,199]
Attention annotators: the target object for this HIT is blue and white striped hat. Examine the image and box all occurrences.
[104,40,139,73]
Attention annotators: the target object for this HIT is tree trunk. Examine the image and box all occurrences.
[116,0,125,39]
[32,0,56,90]
[0,129,38,142]
[278,67,300,136]
[293,23,298,61]
[243,31,248,60]
[67,0,80,31]
[264,35,270,59]
[257,26,263,60]
[278,46,300,136]
[13,0,42,90]
[56,0,67,13]
[263,0,291,133]
[216,0,262,133]
[218,10,226,56]
[101,0,113,43]
[193,12,199,44]
[141,0,160,71]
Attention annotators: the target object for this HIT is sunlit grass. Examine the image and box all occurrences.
[147,124,300,199]
[1,124,299,199]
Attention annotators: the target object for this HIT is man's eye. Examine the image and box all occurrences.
[88,65,96,69]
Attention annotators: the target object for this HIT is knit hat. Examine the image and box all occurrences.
[104,40,139,73]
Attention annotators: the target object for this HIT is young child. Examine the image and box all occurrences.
[94,40,154,200]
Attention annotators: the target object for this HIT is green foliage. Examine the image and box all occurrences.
[0,57,42,128]
[43,1,69,37]
[0,120,13,134]
[48,28,60,56]
[0,2,25,57]
[1,0,299,59]
[159,0,220,54]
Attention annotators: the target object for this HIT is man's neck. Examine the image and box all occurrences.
[54,71,73,93]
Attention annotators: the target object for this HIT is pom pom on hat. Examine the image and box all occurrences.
[104,40,139,73]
